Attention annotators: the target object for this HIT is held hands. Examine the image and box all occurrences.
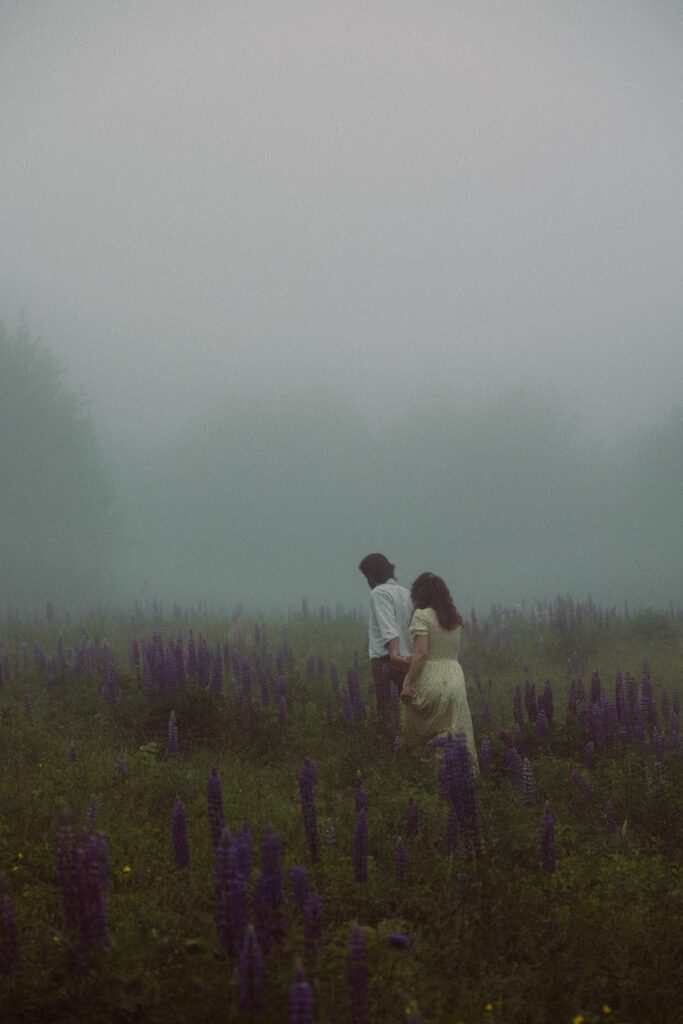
[400,684,416,705]
[390,652,411,671]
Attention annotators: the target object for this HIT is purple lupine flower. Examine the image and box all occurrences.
[354,811,368,883]
[444,805,459,854]
[394,838,408,884]
[56,814,109,971]
[0,879,20,974]
[497,727,514,748]
[172,797,189,867]
[355,777,369,817]
[210,643,223,697]
[197,635,210,688]
[479,738,493,772]
[346,669,365,724]
[299,758,319,863]
[348,925,370,1024]
[329,660,340,699]
[524,681,538,722]
[521,758,534,805]
[289,961,315,1024]
[207,766,225,849]
[68,743,78,763]
[536,709,549,746]
[167,711,179,757]
[541,802,556,872]
[513,684,523,726]
[22,692,31,722]
[584,740,596,771]
[228,842,248,956]
[214,827,233,953]
[439,735,484,857]
[303,892,324,956]
[406,796,420,837]
[233,824,252,882]
[239,924,265,1015]
[290,865,309,911]
[507,747,523,789]
[615,673,626,724]
[186,630,198,681]
[652,732,665,763]
[634,721,645,745]
[259,825,286,938]
[590,671,602,704]
[542,681,554,724]
[604,802,617,834]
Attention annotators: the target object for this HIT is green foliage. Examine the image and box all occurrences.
[0,607,681,1023]
[0,320,117,607]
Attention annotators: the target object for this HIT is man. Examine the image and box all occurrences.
[358,552,413,724]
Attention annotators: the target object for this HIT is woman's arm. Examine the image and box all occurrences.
[400,634,428,703]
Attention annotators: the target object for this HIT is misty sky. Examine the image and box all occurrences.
[2,1,682,448]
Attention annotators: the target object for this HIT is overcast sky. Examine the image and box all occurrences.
[1,1,682,446]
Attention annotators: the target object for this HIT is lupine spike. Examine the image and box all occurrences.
[172,797,189,867]
[238,924,266,1015]
[348,925,370,1024]
[541,801,556,872]
[289,960,315,1024]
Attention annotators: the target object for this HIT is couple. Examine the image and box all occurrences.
[359,552,478,768]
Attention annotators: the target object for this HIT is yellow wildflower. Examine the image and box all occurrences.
[122,865,132,874]
[485,1003,494,1013]
[572,1015,585,1024]
[602,1006,612,1015]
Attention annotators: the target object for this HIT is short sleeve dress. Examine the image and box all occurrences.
[405,606,478,769]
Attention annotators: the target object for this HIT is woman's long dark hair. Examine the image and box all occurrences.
[410,572,463,631]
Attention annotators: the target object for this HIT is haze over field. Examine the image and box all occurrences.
[1,2,682,611]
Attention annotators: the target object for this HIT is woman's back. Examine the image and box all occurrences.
[411,606,462,661]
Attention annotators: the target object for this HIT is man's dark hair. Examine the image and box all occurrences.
[358,553,395,584]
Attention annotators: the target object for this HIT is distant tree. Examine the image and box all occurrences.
[0,321,116,608]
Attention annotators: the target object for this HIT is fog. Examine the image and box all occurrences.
[1,3,682,612]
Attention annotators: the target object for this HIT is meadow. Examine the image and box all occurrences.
[0,597,681,1024]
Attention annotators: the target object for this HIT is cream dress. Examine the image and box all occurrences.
[404,606,478,770]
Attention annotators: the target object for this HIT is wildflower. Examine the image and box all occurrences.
[289,865,309,912]
[354,811,368,883]
[289,960,315,1024]
[238,924,265,1015]
[541,802,556,872]
[348,925,370,1024]
[172,798,189,867]
[303,892,324,956]
[122,865,132,874]
[167,711,179,756]
[602,1006,612,1015]
[387,933,410,949]
[395,838,408,884]
[521,758,534,805]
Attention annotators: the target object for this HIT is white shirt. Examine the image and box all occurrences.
[367,579,413,659]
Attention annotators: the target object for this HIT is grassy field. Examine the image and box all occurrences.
[0,599,681,1024]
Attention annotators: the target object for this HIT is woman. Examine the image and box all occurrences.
[400,572,478,770]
